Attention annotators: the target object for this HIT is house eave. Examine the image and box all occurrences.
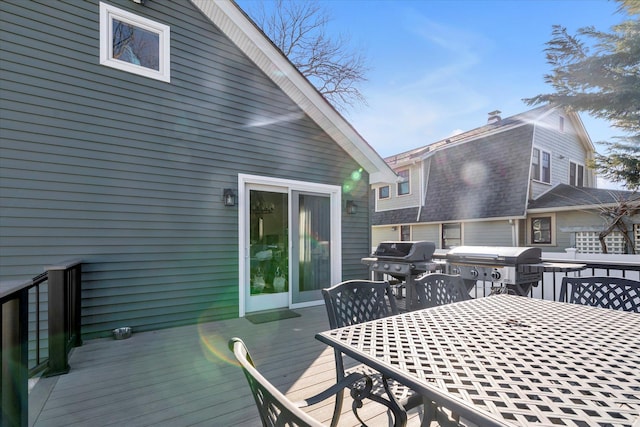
[373,215,527,227]
[191,0,397,185]
[526,203,620,214]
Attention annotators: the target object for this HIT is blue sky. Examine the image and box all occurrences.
[238,0,625,188]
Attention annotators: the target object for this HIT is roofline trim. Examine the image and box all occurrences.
[373,214,527,227]
[190,0,397,184]
[388,105,556,166]
[527,203,621,213]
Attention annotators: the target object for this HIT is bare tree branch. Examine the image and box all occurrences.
[248,0,370,112]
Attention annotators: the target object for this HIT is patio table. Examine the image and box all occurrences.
[315,294,640,426]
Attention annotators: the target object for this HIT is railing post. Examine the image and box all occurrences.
[44,260,82,377]
[45,268,70,377]
[70,264,83,348]
[1,284,29,427]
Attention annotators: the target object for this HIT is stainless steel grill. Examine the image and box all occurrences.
[444,246,584,296]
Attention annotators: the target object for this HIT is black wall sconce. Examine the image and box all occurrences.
[223,189,236,207]
[346,200,357,215]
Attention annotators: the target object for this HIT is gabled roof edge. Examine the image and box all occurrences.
[190,0,397,185]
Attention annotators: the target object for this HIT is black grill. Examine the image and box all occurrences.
[362,241,439,310]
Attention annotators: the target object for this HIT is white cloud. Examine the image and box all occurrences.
[345,12,495,156]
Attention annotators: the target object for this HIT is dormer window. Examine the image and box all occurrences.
[397,170,410,196]
[100,2,171,82]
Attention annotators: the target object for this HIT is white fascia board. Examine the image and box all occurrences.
[190,0,397,185]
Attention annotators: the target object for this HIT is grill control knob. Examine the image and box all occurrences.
[372,263,379,269]
[491,270,501,280]
[470,268,479,278]
[451,267,461,275]
[394,264,402,272]
[383,263,390,270]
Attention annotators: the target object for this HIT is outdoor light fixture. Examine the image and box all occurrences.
[346,200,357,215]
[223,189,236,207]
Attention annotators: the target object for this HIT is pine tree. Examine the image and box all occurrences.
[526,0,640,190]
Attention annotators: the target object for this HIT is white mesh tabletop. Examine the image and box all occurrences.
[316,294,640,426]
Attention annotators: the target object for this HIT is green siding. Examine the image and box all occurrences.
[1,0,371,338]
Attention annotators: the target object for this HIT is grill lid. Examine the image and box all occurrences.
[373,241,436,261]
[445,246,541,265]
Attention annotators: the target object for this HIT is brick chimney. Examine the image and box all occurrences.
[487,110,501,125]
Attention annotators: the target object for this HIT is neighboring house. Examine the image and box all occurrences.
[372,105,640,253]
[0,0,396,338]
[527,184,640,254]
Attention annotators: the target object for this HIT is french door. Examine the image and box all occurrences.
[239,175,341,315]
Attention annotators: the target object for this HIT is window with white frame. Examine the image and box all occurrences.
[576,231,626,254]
[531,148,551,184]
[442,223,461,249]
[569,161,584,187]
[530,216,552,244]
[100,2,170,82]
[397,169,410,196]
[400,225,410,241]
[378,185,390,199]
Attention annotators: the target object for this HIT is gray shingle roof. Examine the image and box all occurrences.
[372,207,420,225]
[528,184,639,209]
[419,124,534,222]
[386,104,551,164]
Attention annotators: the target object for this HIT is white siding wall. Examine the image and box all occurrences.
[463,221,515,246]
[530,109,594,198]
[375,163,421,211]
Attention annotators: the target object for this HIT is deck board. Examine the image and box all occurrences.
[30,305,423,426]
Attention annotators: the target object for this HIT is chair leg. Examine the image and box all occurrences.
[422,400,437,427]
[329,389,344,427]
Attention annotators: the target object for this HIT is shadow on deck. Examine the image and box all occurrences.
[29,305,422,427]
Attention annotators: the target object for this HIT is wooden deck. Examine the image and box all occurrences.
[29,305,424,427]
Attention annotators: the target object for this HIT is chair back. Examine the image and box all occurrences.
[560,276,640,312]
[322,280,398,329]
[229,337,325,427]
[413,273,471,309]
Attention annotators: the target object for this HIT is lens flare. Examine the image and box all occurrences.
[343,168,363,194]
[351,168,363,181]
[197,314,239,366]
[461,162,487,186]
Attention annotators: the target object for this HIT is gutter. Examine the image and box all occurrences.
[416,155,433,222]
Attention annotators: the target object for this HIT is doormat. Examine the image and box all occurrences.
[246,309,301,324]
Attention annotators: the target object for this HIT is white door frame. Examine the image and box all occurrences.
[237,173,342,317]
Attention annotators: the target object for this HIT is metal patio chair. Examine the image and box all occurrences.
[413,273,471,309]
[322,280,434,427]
[229,337,397,427]
[560,276,640,312]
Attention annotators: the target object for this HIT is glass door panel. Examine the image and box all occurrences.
[246,189,288,312]
[291,192,331,304]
